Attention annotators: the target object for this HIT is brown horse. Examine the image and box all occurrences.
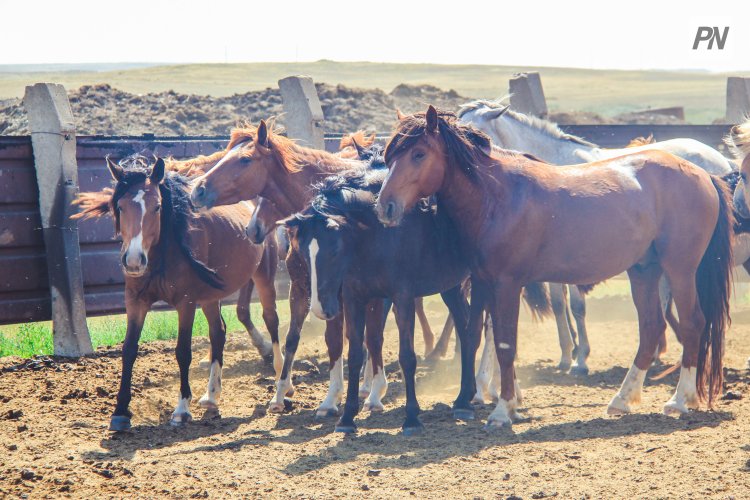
[377,106,732,428]
[190,122,437,415]
[73,156,280,431]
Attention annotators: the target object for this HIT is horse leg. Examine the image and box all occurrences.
[198,301,225,412]
[549,283,575,372]
[472,313,493,404]
[335,295,367,433]
[607,262,665,415]
[570,285,591,375]
[392,296,423,435]
[316,314,346,418]
[426,314,454,362]
[661,270,704,415]
[486,281,523,428]
[237,280,274,362]
[110,300,149,431]
[253,261,281,376]
[269,249,309,412]
[364,299,388,413]
[171,302,197,425]
[415,297,435,357]
[440,284,477,420]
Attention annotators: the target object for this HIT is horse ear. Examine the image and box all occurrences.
[106,157,124,182]
[484,105,510,120]
[257,120,270,148]
[426,105,439,133]
[150,157,166,184]
[352,137,367,159]
[396,109,406,121]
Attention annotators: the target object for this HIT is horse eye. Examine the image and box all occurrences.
[155,204,161,212]
[413,151,425,161]
[240,156,252,165]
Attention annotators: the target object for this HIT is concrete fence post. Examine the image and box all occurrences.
[509,72,548,117]
[726,77,750,123]
[24,83,92,357]
[278,76,325,149]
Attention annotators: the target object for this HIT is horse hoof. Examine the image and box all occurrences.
[335,422,357,434]
[453,408,475,421]
[198,358,211,369]
[268,401,286,414]
[557,361,572,372]
[315,407,340,419]
[402,424,425,436]
[170,412,193,426]
[198,397,219,410]
[570,365,589,376]
[663,402,688,416]
[262,352,275,365]
[484,418,512,430]
[363,402,384,413]
[109,415,131,432]
[606,405,630,416]
[285,387,295,398]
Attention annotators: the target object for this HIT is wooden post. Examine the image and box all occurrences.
[726,77,750,123]
[509,72,548,117]
[278,76,325,149]
[24,83,92,357]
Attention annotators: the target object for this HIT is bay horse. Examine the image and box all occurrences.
[459,100,734,375]
[377,106,732,428]
[73,156,280,431]
[189,122,438,415]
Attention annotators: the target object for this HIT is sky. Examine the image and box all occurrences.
[2,0,749,71]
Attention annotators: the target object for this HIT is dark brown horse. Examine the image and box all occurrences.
[73,156,279,431]
[377,106,732,427]
[189,123,438,415]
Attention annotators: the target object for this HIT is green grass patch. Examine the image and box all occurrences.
[0,301,289,359]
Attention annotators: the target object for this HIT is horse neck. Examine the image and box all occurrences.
[263,146,362,216]
[498,114,602,165]
[437,160,499,244]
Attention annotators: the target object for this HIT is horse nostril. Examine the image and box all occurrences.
[385,201,396,219]
[121,254,128,267]
[196,185,206,198]
[140,254,147,267]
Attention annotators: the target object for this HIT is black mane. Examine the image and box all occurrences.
[384,109,491,183]
[111,157,223,289]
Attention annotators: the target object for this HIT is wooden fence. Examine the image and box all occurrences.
[1,75,747,356]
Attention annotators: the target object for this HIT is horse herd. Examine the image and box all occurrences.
[73,103,750,435]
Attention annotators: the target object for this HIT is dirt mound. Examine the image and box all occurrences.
[1,82,683,137]
[0,83,475,137]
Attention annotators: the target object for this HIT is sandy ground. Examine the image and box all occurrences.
[1,297,749,499]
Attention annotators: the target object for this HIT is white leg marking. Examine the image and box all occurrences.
[487,398,518,428]
[316,357,344,417]
[663,366,698,415]
[360,355,373,398]
[607,364,647,415]
[269,370,294,413]
[309,239,327,320]
[199,360,222,409]
[473,326,495,404]
[170,396,193,425]
[364,366,388,412]
[513,377,523,406]
[498,342,510,349]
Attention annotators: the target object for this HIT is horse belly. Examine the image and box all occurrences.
[529,202,657,285]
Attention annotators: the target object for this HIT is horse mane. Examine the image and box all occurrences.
[167,150,226,177]
[385,109,492,182]
[725,118,750,159]
[626,134,655,148]
[72,155,222,289]
[228,121,305,174]
[459,98,597,148]
[339,130,376,150]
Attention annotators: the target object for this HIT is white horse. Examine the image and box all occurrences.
[459,99,735,383]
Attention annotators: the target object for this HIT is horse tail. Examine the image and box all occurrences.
[695,175,733,404]
[522,282,552,322]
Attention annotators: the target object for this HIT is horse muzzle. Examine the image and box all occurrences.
[376,199,404,227]
[122,252,148,277]
[245,221,267,244]
[190,181,215,210]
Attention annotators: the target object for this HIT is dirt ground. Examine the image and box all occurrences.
[1,297,749,499]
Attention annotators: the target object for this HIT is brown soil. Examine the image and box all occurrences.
[0,83,684,137]
[1,299,749,499]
